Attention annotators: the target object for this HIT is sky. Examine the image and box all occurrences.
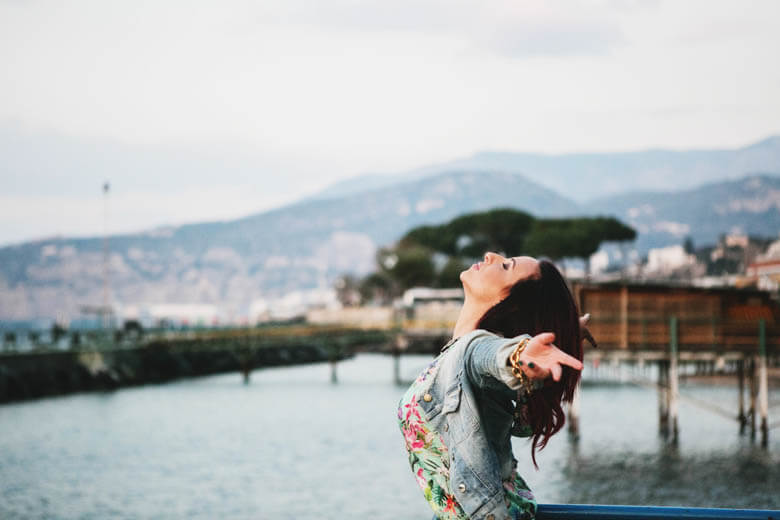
[1,0,779,246]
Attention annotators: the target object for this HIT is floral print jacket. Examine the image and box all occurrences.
[398,330,538,520]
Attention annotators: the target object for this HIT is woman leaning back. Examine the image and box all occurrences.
[398,252,589,520]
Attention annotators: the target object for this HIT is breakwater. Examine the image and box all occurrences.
[0,327,390,403]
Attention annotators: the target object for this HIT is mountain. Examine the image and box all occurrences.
[312,136,780,203]
[586,174,780,252]
[3,137,780,321]
[303,172,417,201]
[0,171,577,320]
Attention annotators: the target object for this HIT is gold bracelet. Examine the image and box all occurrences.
[509,337,529,376]
[509,337,536,396]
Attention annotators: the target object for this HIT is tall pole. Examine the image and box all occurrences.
[102,181,110,331]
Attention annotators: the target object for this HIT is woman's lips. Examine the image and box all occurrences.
[473,262,481,270]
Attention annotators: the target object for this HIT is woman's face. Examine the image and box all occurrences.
[460,252,540,305]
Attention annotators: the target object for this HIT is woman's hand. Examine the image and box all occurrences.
[517,332,583,382]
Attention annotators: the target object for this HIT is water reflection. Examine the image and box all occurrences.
[561,443,779,508]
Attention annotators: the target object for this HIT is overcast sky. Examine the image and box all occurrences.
[1,0,779,245]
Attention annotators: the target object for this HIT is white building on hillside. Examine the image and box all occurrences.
[250,288,340,323]
[645,245,697,275]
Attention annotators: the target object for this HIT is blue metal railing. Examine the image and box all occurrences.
[536,504,779,519]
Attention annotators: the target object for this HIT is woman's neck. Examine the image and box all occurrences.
[452,297,490,339]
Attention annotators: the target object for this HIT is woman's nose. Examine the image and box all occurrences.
[484,252,498,263]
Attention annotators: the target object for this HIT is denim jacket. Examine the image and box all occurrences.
[418,329,532,520]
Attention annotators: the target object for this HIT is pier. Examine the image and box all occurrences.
[573,283,779,445]
[0,325,390,403]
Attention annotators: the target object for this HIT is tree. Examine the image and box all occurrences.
[401,225,457,255]
[334,274,362,307]
[596,216,637,243]
[376,245,436,294]
[358,272,393,305]
[524,219,578,260]
[401,208,534,258]
[437,257,469,288]
[448,208,534,257]
[524,217,636,277]
[373,209,636,292]
[683,236,695,255]
[593,217,637,277]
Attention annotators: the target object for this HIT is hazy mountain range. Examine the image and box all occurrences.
[311,136,780,202]
[1,137,779,320]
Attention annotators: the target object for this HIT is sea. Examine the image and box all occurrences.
[1,353,778,519]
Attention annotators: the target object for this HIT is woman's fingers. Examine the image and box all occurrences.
[535,353,581,381]
[556,350,584,371]
[534,332,555,346]
[579,313,590,328]
[550,363,563,382]
[519,331,584,383]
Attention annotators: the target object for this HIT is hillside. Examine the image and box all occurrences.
[0,171,577,319]
[313,136,780,203]
[587,174,780,251]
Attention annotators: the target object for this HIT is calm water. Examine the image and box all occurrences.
[1,354,778,519]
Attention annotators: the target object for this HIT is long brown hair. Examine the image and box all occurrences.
[476,259,582,467]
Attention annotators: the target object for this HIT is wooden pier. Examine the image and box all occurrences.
[575,283,779,445]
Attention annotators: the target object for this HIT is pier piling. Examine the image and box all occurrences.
[749,357,758,440]
[568,387,581,441]
[737,358,747,433]
[330,360,338,384]
[393,350,400,385]
[393,334,408,385]
[758,319,769,447]
[668,316,679,443]
[658,359,669,436]
[327,343,339,384]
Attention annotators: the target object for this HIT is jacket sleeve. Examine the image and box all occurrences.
[462,330,531,391]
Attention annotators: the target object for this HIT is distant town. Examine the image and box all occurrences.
[43,230,780,334]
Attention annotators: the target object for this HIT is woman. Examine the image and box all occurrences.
[398,252,586,520]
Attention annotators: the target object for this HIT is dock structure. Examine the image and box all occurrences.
[575,282,779,445]
[388,282,779,444]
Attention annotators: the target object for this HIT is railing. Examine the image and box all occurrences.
[537,504,779,519]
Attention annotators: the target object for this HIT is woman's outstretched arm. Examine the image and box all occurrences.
[462,331,582,390]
